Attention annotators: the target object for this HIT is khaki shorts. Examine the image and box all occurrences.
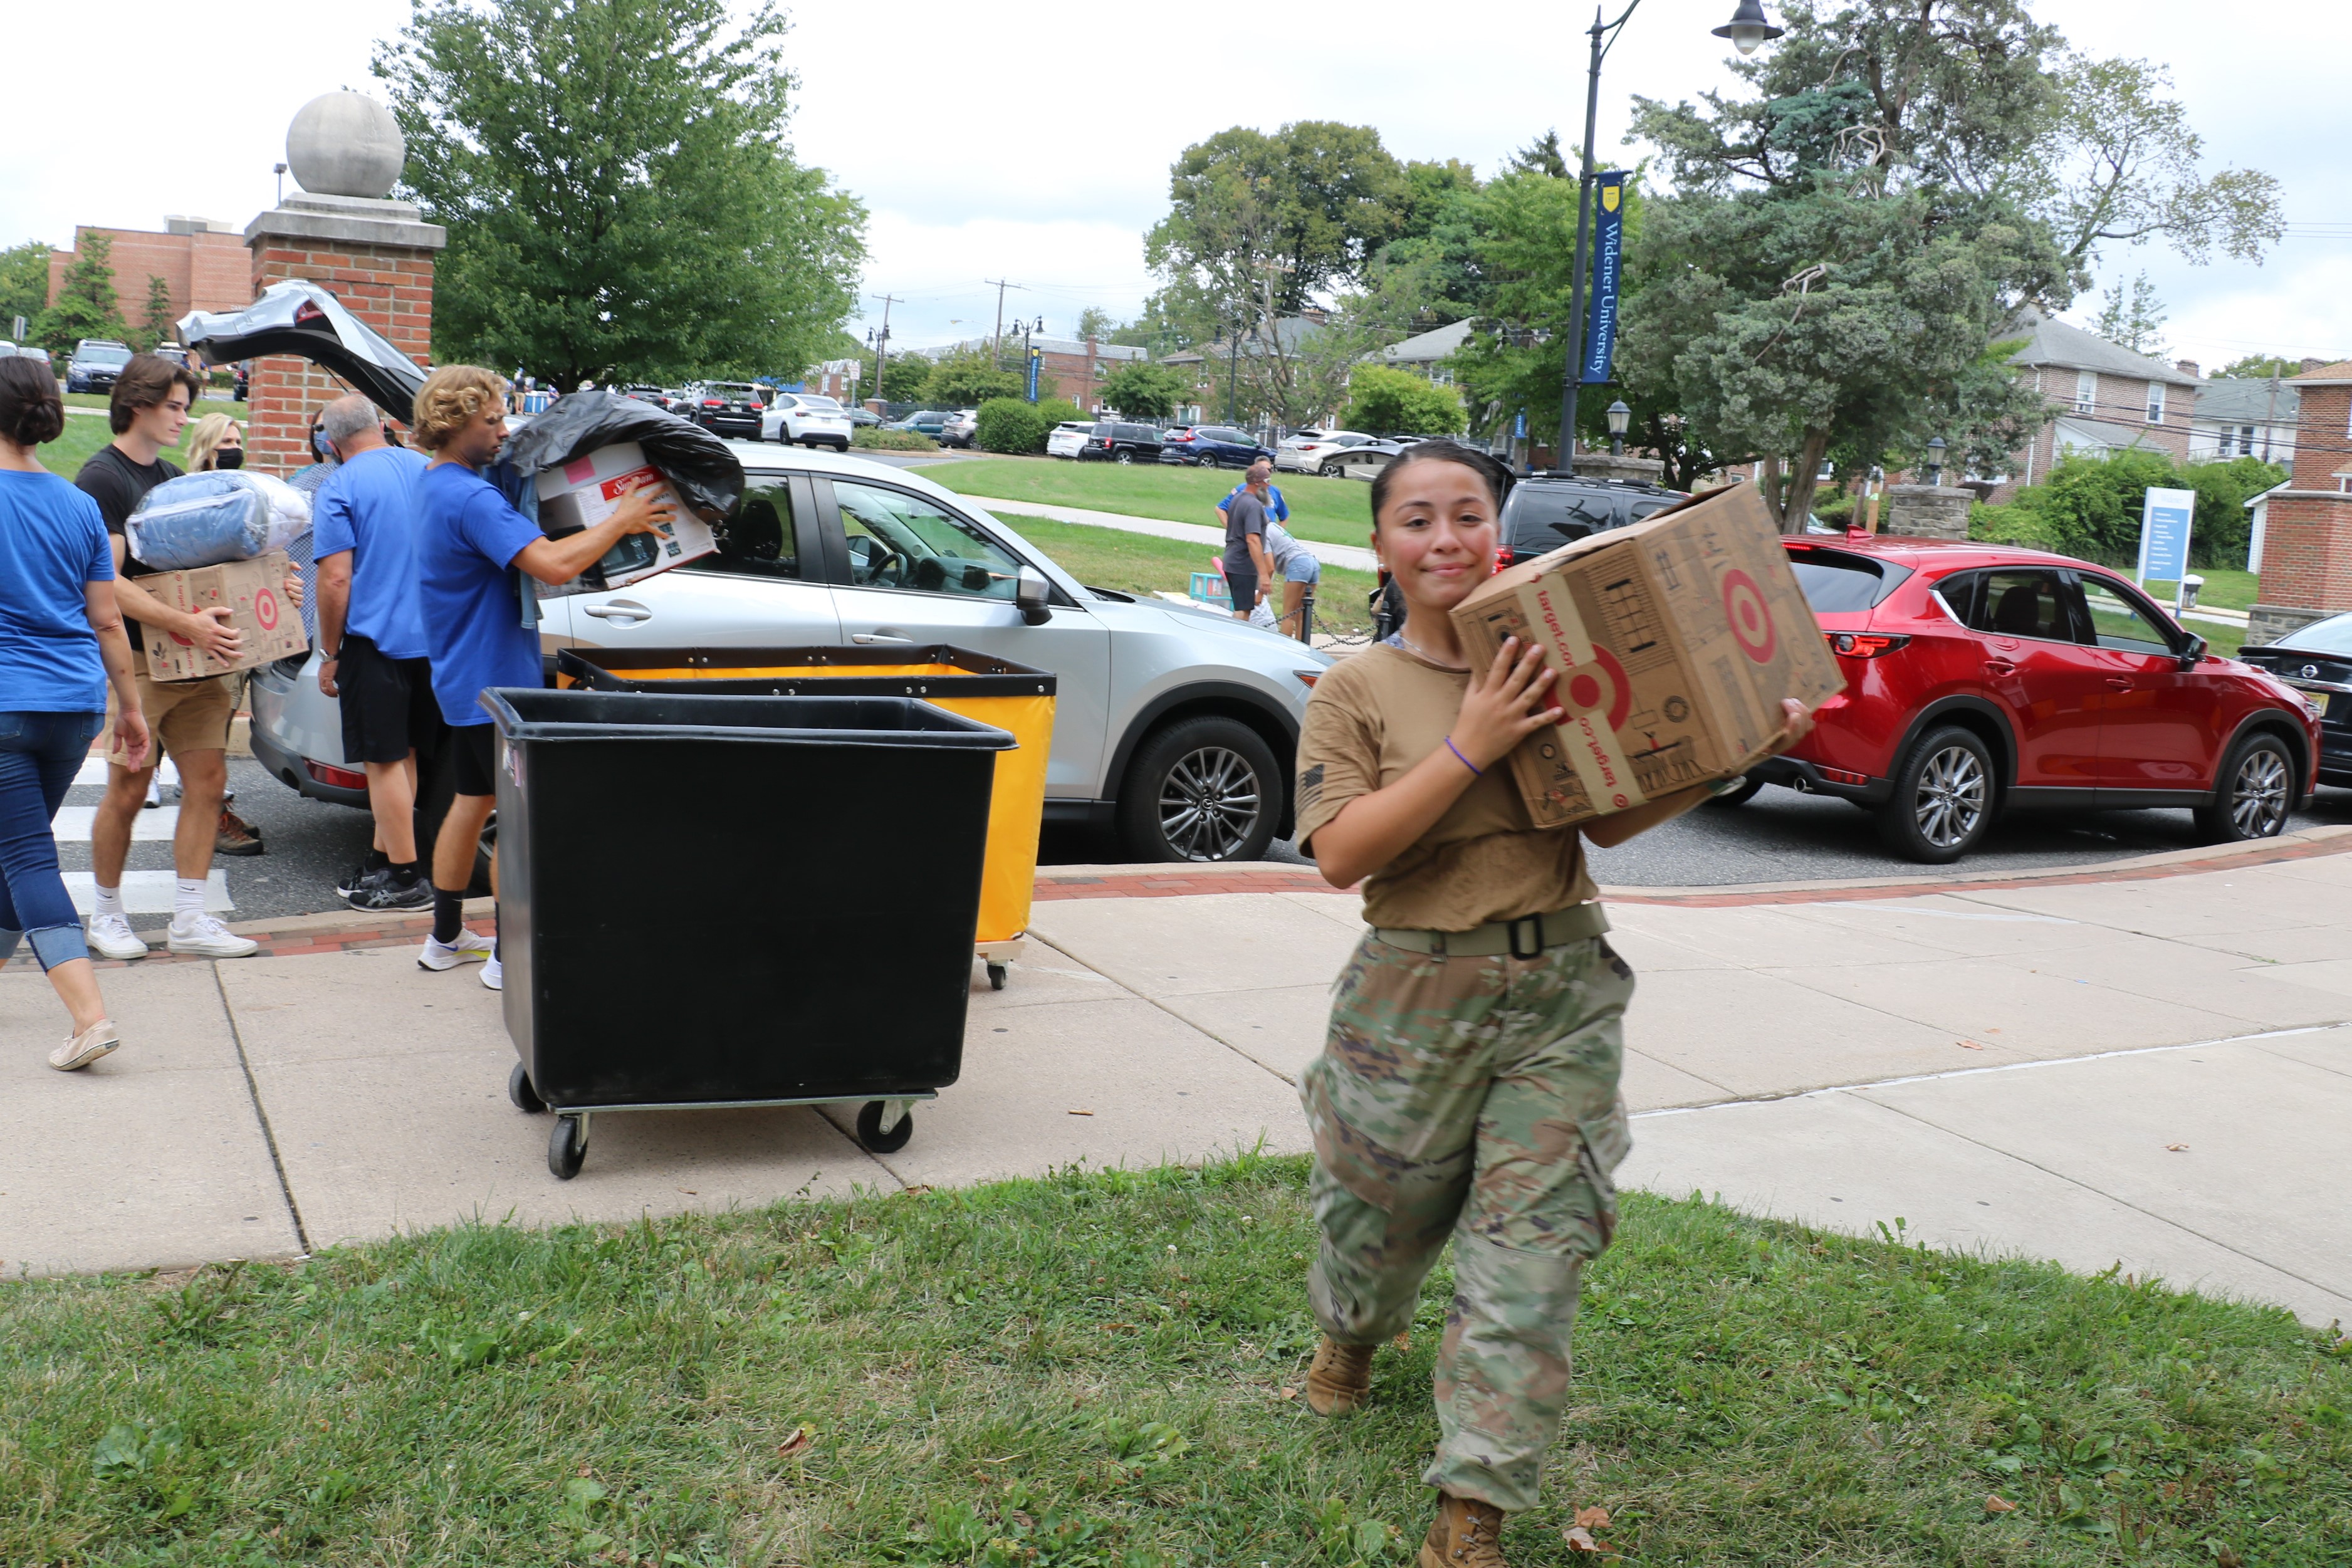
[105,652,236,768]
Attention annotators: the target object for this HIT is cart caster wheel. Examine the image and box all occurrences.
[548,1114,588,1180]
[986,962,1007,990]
[855,1100,914,1154]
[508,1062,545,1114]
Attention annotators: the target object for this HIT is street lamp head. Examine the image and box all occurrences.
[1924,435,1947,487]
[1605,399,1632,437]
[1712,0,1784,54]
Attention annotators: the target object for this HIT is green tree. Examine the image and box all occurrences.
[33,231,129,353]
[1342,365,1464,436]
[2092,272,2167,357]
[865,351,933,407]
[1074,307,1117,341]
[0,239,53,340]
[139,275,175,349]
[375,0,866,391]
[1097,362,1184,419]
[924,347,1022,408]
[2211,353,2307,380]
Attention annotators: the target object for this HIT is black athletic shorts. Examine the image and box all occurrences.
[1224,564,1260,614]
[336,634,444,766]
[451,721,499,798]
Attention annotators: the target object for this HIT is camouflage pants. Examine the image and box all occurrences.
[1302,931,1634,1514]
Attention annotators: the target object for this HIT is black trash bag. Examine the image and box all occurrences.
[493,391,746,524]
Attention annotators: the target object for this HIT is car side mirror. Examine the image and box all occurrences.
[1016,564,1052,626]
[2178,633,2207,669]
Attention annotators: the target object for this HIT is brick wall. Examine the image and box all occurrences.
[46,226,251,329]
[244,241,435,477]
[2252,383,2352,627]
[1988,365,2195,501]
[2285,385,2349,491]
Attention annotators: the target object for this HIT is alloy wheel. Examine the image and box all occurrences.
[2230,747,2290,837]
[1157,745,1261,860]
[1913,744,1987,850]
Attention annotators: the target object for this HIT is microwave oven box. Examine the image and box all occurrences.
[139,549,308,681]
[531,441,718,598]
[1448,482,1844,828]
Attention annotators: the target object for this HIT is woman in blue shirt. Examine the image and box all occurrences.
[0,358,152,1070]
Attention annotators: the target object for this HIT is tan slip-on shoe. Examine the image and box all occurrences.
[50,1018,121,1072]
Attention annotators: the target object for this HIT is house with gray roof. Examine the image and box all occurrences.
[2190,375,2299,467]
[1364,317,1475,387]
[1996,310,2199,498]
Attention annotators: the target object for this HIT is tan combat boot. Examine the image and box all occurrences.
[1303,1335,1376,1416]
[1419,1495,1508,1568]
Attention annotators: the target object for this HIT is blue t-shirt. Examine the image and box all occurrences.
[1225,482,1288,523]
[0,469,115,713]
[312,445,432,661]
[416,462,544,727]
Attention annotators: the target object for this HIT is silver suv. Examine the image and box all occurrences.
[249,445,1328,861]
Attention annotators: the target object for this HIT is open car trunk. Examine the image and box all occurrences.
[176,280,427,419]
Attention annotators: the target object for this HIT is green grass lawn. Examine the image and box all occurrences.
[39,404,252,484]
[934,457,1375,550]
[1000,513,1378,637]
[2143,568,2257,613]
[3,1156,2344,1567]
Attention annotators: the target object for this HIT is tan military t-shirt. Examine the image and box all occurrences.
[1295,641,1596,932]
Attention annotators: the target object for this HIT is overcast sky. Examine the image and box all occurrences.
[9,1,2344,369]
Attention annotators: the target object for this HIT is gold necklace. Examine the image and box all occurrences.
[1394,631,1470,672]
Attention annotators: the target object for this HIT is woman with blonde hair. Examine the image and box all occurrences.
[182,412,245,473]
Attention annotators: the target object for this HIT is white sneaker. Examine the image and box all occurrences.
[86,913,150,961]
[480,954,504,991]
[417,928,494,971]
[50,1018,120,1071]
[142,775,162,809]
[166,912,259,958]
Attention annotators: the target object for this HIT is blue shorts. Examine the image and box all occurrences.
[1280,555,1321,584]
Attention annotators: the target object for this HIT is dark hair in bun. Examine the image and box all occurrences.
[1369,439,1517,526]
[0,355,65,447]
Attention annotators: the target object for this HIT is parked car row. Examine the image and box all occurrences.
[1275,429,1421,476]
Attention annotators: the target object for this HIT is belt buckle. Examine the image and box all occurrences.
[1506,914,1544,960]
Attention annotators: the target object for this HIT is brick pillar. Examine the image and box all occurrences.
[243,194,446,476]
[2249,374,2352,646]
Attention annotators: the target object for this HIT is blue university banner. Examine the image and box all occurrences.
[1580,172,1628,384]
[1025,348,1042,402]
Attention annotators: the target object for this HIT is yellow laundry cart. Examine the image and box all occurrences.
[555,645,1055,988]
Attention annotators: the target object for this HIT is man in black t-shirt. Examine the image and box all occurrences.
[73,353,260,963]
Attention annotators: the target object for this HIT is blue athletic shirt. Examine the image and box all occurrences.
[0,469,116,712]
[311,445,432,661]
[1224,481,1287,523]
[415,461,544,728]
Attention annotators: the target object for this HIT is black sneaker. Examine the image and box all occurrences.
[335,854,390,899]
[345,865,433,913]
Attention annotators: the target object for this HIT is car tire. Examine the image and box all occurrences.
[1119,716,1281,864]
[1874,724,1994,864]
[1321,459,1347,477]
[2194,731,2294,844]
[1705,776,1765,808]
[1114,449,1134,465]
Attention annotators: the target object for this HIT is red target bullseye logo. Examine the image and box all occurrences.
[1544,645,1632,729]
[254,589,280,632]
[1722,570,1775,662]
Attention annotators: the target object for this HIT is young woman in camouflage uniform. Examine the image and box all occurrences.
[1292,442,1811,1567]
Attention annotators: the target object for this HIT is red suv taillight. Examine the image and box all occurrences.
[701,399,724,408]
[1101,437,1114,447]
[306,759,367,790]
[1494,546,1513,574]
[1827,633,1911,657]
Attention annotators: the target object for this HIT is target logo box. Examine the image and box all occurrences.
[139,549,310,682]
[1453,483,1843,828]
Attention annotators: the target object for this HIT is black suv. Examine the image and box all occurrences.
[1369,472,1687,638]
[689,382,768,439]
[1080,421,1165,465]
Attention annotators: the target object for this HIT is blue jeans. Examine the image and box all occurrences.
[0,710,104,971]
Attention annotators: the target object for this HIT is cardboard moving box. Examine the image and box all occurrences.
[1451,483,1843,828]
[532,441,717,598]
[139,550,308,682]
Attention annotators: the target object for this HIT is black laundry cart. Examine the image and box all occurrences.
[479,687,1015,1178]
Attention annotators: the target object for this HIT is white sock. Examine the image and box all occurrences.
[174,878,206,921]
[95,884,125,919]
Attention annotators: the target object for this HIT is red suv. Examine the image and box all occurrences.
[1729,537,2322,862]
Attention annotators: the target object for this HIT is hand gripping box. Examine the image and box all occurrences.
[1450,483,1843,828]
[140,549,308,681]
[531,441,717,598]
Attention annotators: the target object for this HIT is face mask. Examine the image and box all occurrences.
[214,447,244,470]
[313,432,335,460]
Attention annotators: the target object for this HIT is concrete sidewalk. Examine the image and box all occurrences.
[4,839,2348,1327]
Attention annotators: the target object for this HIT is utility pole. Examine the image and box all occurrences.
[867,292,901,404]
[985,278,1027,364]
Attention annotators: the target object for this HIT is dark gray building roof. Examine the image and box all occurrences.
[2005,309,2201,387]
[1367,318,1474,365]
[2193,377,2301,425]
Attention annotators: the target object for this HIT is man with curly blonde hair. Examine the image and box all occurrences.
[410,366,676,986]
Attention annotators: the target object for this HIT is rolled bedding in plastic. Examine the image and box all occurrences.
[126,471,312,570]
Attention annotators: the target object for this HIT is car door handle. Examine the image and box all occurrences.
[2106,676,2133,691]
[1983,659,2016,676]
[582,601,651,621]
[852,632,913,645]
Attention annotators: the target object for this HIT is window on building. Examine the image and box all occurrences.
[2240,424,2257,454]
[2145,384,2165,424]
[2074,370,2096,414]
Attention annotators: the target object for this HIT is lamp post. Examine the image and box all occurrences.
[1606,399,1631,455]
[1555,1,1782,472]
[1923,436,1947,488]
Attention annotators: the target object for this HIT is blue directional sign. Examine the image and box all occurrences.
[2137,486,2196,584]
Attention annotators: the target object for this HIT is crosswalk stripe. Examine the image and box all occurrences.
[52,805,180,843]
[75,756,109,787]
[61,870,233,915]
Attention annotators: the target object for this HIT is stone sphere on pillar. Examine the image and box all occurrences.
[285,91,406,200]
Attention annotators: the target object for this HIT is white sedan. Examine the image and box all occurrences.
[1275,429,1384,476]
[760,393,854,451]
[1045,420,1094,459]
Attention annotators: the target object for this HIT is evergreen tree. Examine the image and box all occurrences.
[140,275,175,349]
[34,233,129,353]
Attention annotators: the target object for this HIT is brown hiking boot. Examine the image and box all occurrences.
[216,808,264,857]
[1419,1495,1508,1568]
[1304,1335,1375,1416]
